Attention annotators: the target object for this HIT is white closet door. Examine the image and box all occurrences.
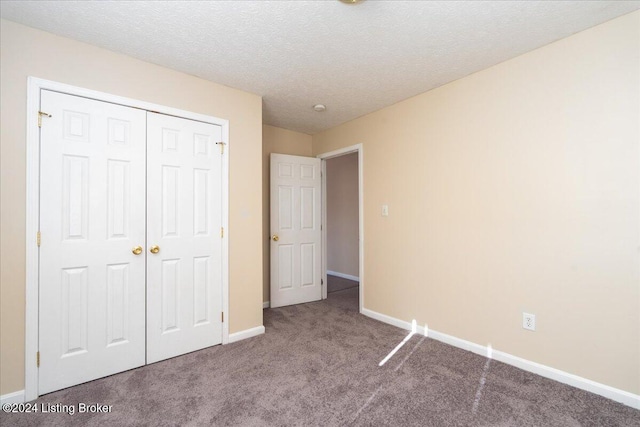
[146,112,223,363]
[39,90,147,394]
[270,153,322,308]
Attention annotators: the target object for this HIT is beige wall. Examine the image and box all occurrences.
[262,125,313,303]
[313,12,640,394]
[0,20,263,395]
[326,152,359,278]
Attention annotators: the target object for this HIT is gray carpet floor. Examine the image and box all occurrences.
[327,274,359,294]
[3,287,639,426]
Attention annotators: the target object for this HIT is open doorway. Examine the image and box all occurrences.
[319,144,363,313]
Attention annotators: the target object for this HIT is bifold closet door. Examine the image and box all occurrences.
[38,91,224,394]
[146,112,223,363]
[39,90,147,394]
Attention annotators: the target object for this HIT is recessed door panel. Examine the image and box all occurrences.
[279,163,293,178]
[61,267,88,357]
[193,256,210,326]
[161,259,180,333]
[279,186,293,230]
[193,134,211,157]
[300,244,315,287]
[162,166,180,238]
[278,245,294,290]
[300,164,315,180]
[162,128,179,152]
[193,169,210,236]
[108,119,131,147]
[62,155,89,241]
[106,263,130,346]
[63,110,90,143]
[107,160,130,239]
[300,187,315,230]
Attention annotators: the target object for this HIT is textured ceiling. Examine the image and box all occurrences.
[2,1,638,134]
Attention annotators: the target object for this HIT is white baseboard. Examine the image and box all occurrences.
[1,390,25,405]
[427,328,488,358]
[362,308,415,332]
[490,350,640,409]
[228,325,265,344]
[327,270,359,282]
[361,307,640,410]
[263,301,270,309]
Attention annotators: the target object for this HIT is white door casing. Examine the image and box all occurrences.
[270,154,322,308]
[317,144,364,313]
[39,90,147,394]
[146,112,223,363]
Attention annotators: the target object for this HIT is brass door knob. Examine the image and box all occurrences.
[150,245,160,254]
[132,246,143,255]
[272,235,279,242]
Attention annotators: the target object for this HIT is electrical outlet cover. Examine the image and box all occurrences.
[523,312,536,331]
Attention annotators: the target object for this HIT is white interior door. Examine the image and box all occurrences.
[146,112,223,363]
[270,153,322,308]
[39,90,146,394]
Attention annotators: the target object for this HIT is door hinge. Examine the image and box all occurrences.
[37,111,51,128]
[321,278,324,285]
[221,227,224,238]
[221,312,224,322]
[36,231,41,247]
[36,351,40,367]
[216,141,226,155]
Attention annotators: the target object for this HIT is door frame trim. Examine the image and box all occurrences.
[25,77,230,401]
[317,144,363,314]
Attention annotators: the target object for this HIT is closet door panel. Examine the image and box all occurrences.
[39,90,146,394]
[146,112,223,363]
